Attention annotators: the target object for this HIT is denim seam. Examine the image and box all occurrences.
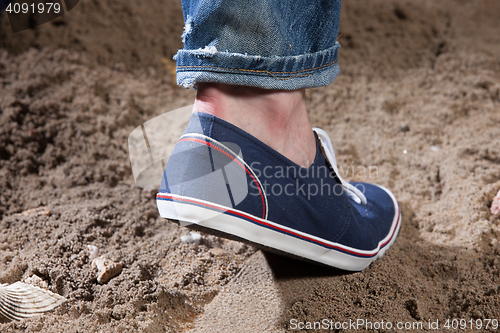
[177,59,338,78]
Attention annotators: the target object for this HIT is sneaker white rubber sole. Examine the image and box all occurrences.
[157,185,401,271]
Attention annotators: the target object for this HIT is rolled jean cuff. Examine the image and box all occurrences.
[174,42,341,90]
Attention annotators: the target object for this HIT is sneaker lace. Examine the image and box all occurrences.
[313,128,367,205]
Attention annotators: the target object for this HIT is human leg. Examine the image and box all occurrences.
[156,0,401,270]
[194,83,315,168]
[175,0,342,90]
[178,0,340,167]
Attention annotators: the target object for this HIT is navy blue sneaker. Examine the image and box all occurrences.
[157,112,401,271]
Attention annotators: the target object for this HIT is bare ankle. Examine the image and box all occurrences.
[193,83,316,167]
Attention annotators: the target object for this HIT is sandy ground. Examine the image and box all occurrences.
[1,0,500,332]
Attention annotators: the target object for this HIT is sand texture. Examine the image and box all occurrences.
[1,0,500,331]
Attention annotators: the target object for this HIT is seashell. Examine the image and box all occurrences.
[92,256,122,284]
[23,275,48,289]
[0,282,67,321]
[87,245,99,260]
[180,231,202,245]
[17,206,51,217]
[491,189,500,218]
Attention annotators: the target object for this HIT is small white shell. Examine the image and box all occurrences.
[17,206,51,217]
[87,245,99,260]
[180,232,202,245]
[491,189,500,218]
[23,275,48,289]
[0,282,67,321]
[91,256,122,284]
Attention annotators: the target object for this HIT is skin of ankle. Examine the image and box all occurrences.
[193,83,316,168]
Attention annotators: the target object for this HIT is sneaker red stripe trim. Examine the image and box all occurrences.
[157,193,400,258]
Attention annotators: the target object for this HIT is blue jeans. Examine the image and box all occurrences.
[175,0,342,90]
